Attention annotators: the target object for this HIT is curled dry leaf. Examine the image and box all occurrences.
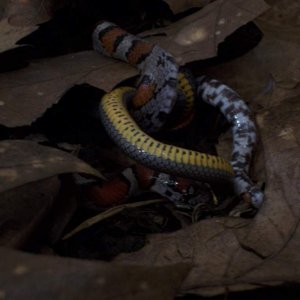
[0,0,269,127]
[0,247,191,300]
[140,0,269,65]
[3,0,69,26]
[196,0,300,96]
[0,0,73,52]
[0,18,36,52]
[0,139,103,193]
[0,0,64,51]
[0,0,6,20]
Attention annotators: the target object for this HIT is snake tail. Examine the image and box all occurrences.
[197,76,264,208]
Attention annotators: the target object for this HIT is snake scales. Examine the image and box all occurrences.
[91,21,264,211]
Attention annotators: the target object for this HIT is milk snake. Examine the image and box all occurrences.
[90,21,264,213]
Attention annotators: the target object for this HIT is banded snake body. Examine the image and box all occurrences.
[91,21,264,212]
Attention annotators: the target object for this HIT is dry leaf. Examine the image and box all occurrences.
[141,0,269,64]
[193,0,300,96]
[0,0,7,20]
[0,0,73,52]
[0,139,103,193]
[0,247,191,300]
[3,0,66,26]
[164,0,212,14]
[112,1,300,296]
[0,18,36,52]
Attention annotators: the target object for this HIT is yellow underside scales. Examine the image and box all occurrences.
[177,72,194,113]
[101,87,234,175]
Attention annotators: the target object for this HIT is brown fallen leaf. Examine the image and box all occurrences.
[0,247,191,300]
[3,0,70,26]
[0,18,36,52]
[164,0,212,14]
[0,139,103,193]
[140,0,269,65]
[0,1,6,20]
[0,0,269,127]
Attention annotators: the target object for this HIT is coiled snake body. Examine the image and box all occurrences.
[92,21,264,211]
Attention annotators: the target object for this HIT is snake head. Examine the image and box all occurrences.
[150,173,216,210]
[172,181,218,211]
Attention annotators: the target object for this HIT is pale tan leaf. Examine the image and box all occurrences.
[0,51,137,127]
[0,18,36,52]
[3,0,69,25]
[0,139,103,193]
[63,199,166,240]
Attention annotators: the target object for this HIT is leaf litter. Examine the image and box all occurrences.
[0,139,103,193]
[1,0,300,298]
[0,18,37,52]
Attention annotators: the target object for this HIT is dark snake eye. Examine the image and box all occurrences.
[157,111,168,122]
